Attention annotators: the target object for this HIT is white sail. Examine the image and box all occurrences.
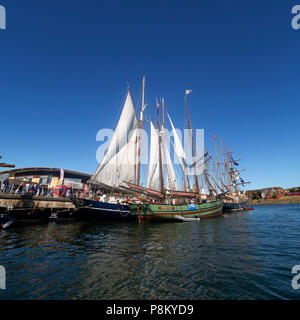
[167,113,187,160]
[91,90,139,188]
[147,121,161,191]
[167,113,190,190]
[162,125,178,191]
[147,121,178,192]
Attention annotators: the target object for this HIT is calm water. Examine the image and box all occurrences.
[0,204,300,300]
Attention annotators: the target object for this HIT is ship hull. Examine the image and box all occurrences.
[73,198,133,221]
[223,201,248,212]
[128,199,223,221]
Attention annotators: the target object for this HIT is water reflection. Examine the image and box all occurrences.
[0,205,300,299]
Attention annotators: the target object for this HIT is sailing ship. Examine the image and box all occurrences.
[222,152,249,211]
[211,135,250,212]
[73,79,224,221]
[72,86,140,220]
[126,89,223,221]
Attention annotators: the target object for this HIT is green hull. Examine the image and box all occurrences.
[129,199,223,221]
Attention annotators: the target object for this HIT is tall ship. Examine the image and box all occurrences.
[125,87,223,222]
[72,87,139,221]
[73,79,224,221]
[210,134,250,212]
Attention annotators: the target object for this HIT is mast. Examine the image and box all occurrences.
[200,170,204,192]
[204,169,217,196]
[156,98,165,194]
[220,137,233,196]
[136,76,146,187]
[162,98,165,127]
[213,134,224,192]
[167,113,190,191]
[185,92,200,194]
[161,99,178,191]
[209,157,217,195]
[226,144,237,194]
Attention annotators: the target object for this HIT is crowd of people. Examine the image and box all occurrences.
[0,180,85,198]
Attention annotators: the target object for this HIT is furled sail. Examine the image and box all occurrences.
[91,90,139,188]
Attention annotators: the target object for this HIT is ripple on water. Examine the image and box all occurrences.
[1,204,300,299]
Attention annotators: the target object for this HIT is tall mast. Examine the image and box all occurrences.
[220,137,233,196]
[213,134,224,193]
[209,157,217,194]
[185,93,200,194]
[204,169,217,195]
[162,98,165,127]
[156,98,164,194]
[167,112,191,191]
[226,144,237,194]
[200,170,204,191]
[136,76,145,187]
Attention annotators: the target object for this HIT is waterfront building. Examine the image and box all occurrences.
[0,167,91,188]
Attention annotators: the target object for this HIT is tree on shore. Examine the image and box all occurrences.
[252,191,262,200]
[289,187,300,193]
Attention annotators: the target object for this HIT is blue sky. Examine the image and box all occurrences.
[0,0,299,190]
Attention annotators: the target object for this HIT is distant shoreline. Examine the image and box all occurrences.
[248,199,300,206]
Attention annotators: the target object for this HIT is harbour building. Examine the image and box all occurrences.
[0,167,91,188]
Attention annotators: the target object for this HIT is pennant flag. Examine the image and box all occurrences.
[231,155,239,166]
[156,98,159,110]
[212,134,216,142]
[185,89,193,96]
[59,168,64,184]
[240,177,245,186]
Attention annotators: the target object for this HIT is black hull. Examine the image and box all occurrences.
[223,201,248,212]
[73,198,134,221]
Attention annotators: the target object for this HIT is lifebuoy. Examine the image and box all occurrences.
[119,207,129,217]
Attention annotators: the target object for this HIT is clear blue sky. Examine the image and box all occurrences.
[0,0,299,190]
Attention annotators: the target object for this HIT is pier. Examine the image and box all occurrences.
[0,194,76,226]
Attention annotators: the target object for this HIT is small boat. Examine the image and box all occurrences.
[243,206,254,211]
[223,200,248,212]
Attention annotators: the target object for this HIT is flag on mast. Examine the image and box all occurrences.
[212,133,216,142]
[185,89,193,96]
[231,155,239,166]
[156,98,159,110]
